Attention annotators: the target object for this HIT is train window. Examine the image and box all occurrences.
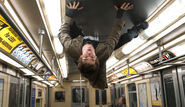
[182,76,185,96]
[9,76,19,107]
[55,91,65,102]
[0,79,4,107]
[38,89,42,97]
[138,83,148,107]
[95,90,107,105]
[72,88,85,103]
[164,77,176,107]
[128,83,137,107]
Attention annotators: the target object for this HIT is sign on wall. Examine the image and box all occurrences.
[147,51,175,66]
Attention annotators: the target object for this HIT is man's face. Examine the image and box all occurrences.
[81,43,97,64]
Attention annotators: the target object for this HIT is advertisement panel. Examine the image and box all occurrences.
[150,78,162,107]
[0,15,23,53]
[0,14,36,66]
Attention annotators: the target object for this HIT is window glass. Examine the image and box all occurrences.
[72,88,85,103]
[138,83,148,107]
[164,77,176,107]
[55,91,65,102]
[128,83,137,107]
[9,76,19,107]
[0,79,4,107]
[182,76,185,97]
[95,90,107,105]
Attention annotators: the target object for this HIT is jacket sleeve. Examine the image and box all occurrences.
[104,19,125,55]
[58,16,73,51]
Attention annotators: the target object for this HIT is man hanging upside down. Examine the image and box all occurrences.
[58,1,133,89]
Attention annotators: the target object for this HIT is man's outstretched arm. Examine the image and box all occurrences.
[58,1,83,51]
[104,2,134,55]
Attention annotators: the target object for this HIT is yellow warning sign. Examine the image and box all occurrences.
[122,68,137,77]
[0,14,23,53]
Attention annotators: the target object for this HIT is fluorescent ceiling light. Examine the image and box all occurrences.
[106,56,119,69]
[53,37,63,54]
[59,56,68,78]
[168,35,185,56]
[4,1,39,53]
[144,0,185,38]
[50,81,56,84]
[72,80,85,82]
[42,81,54,87]
[122,37,145,55]
[41,0,61,37]
[33,75,43,81]
[21,68,34,75]
[0,51,23,68]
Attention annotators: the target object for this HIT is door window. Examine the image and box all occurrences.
[164,77,176,107]
[128,83,137,107]
[182,76,185,96]
[0,79,4,107]
[8,76,19,107]
[72,88,85,103]
[95,90,107,105]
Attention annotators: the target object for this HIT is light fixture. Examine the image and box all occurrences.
[168,35,185,56]
[106,56,119,69]
[59,55,68,78]
[53,37,63,54]
[0,51,23,68]
[33,75,43,81]
[72,80,85,83]
[21,68,34,75]
[121,0,185,55]
[41,0,61,37]
[42,81,54,87]
[144,0,185,38]
[4,1,40,53]
[122,37,145,55]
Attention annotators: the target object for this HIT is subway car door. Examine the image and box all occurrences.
[71,86,89,107]
[162,67,183,107]
[177,66,185,107]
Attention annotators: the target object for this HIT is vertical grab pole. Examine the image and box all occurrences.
[99,90,102,107]
[157,40,163,62]
[80,74,82,107]
[127,59,130,76]
[38,29,45,58]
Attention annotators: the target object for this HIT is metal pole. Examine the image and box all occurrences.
[127,59,130,75]
[38,29,45,58]
[99,90,102,107]
[51,56,55,73]
[157,41,163,62]
[80,74,82,107]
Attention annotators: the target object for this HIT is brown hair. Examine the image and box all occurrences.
[77,57,100,81]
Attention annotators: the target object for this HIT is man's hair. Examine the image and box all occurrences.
[77,57,100,80]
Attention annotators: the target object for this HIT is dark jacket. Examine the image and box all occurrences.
[58,16,125,89]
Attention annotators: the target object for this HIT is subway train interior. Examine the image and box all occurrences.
[0,0,185,107]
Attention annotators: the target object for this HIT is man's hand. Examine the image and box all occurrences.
[114,2,134,18]
[66,1,84,18]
